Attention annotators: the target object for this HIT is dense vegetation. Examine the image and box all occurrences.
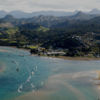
[0,12,100,57]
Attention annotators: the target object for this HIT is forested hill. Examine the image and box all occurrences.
[0,12,100,57]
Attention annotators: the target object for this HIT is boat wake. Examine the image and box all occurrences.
[17,66,38,93]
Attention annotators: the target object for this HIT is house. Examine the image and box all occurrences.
[47,51,66,56]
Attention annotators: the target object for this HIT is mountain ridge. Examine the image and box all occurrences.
[0,9,100,18]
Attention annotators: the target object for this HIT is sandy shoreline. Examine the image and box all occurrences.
[32,55,100,61]
[54,56,100,61]
[0,46,30,53]
[0,46,100,61]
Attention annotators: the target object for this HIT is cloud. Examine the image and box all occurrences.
[0,0,100,12]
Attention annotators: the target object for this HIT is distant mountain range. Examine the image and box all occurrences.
[89,8,100,14]
[0,10,78,18]
[1,8,100,30]
[0,9,100,18]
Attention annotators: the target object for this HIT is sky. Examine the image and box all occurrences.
[0,0,99,12]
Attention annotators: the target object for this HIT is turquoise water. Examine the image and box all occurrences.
[0,47,100,100]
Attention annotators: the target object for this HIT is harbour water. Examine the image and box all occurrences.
[0,47,100,100]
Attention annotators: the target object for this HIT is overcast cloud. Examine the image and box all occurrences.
[0,0,99,12]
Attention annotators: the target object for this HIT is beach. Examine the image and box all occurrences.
[1,46,100,61]
[54,56,100,61]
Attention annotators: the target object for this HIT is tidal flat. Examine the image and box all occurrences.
[0,47,100,100]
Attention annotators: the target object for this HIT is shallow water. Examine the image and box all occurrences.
[0,47,100,100]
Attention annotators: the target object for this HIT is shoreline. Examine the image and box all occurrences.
[55,56,100,61]
[0,46,100,61]
[34,55,100,61]
[0,46,30,52]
